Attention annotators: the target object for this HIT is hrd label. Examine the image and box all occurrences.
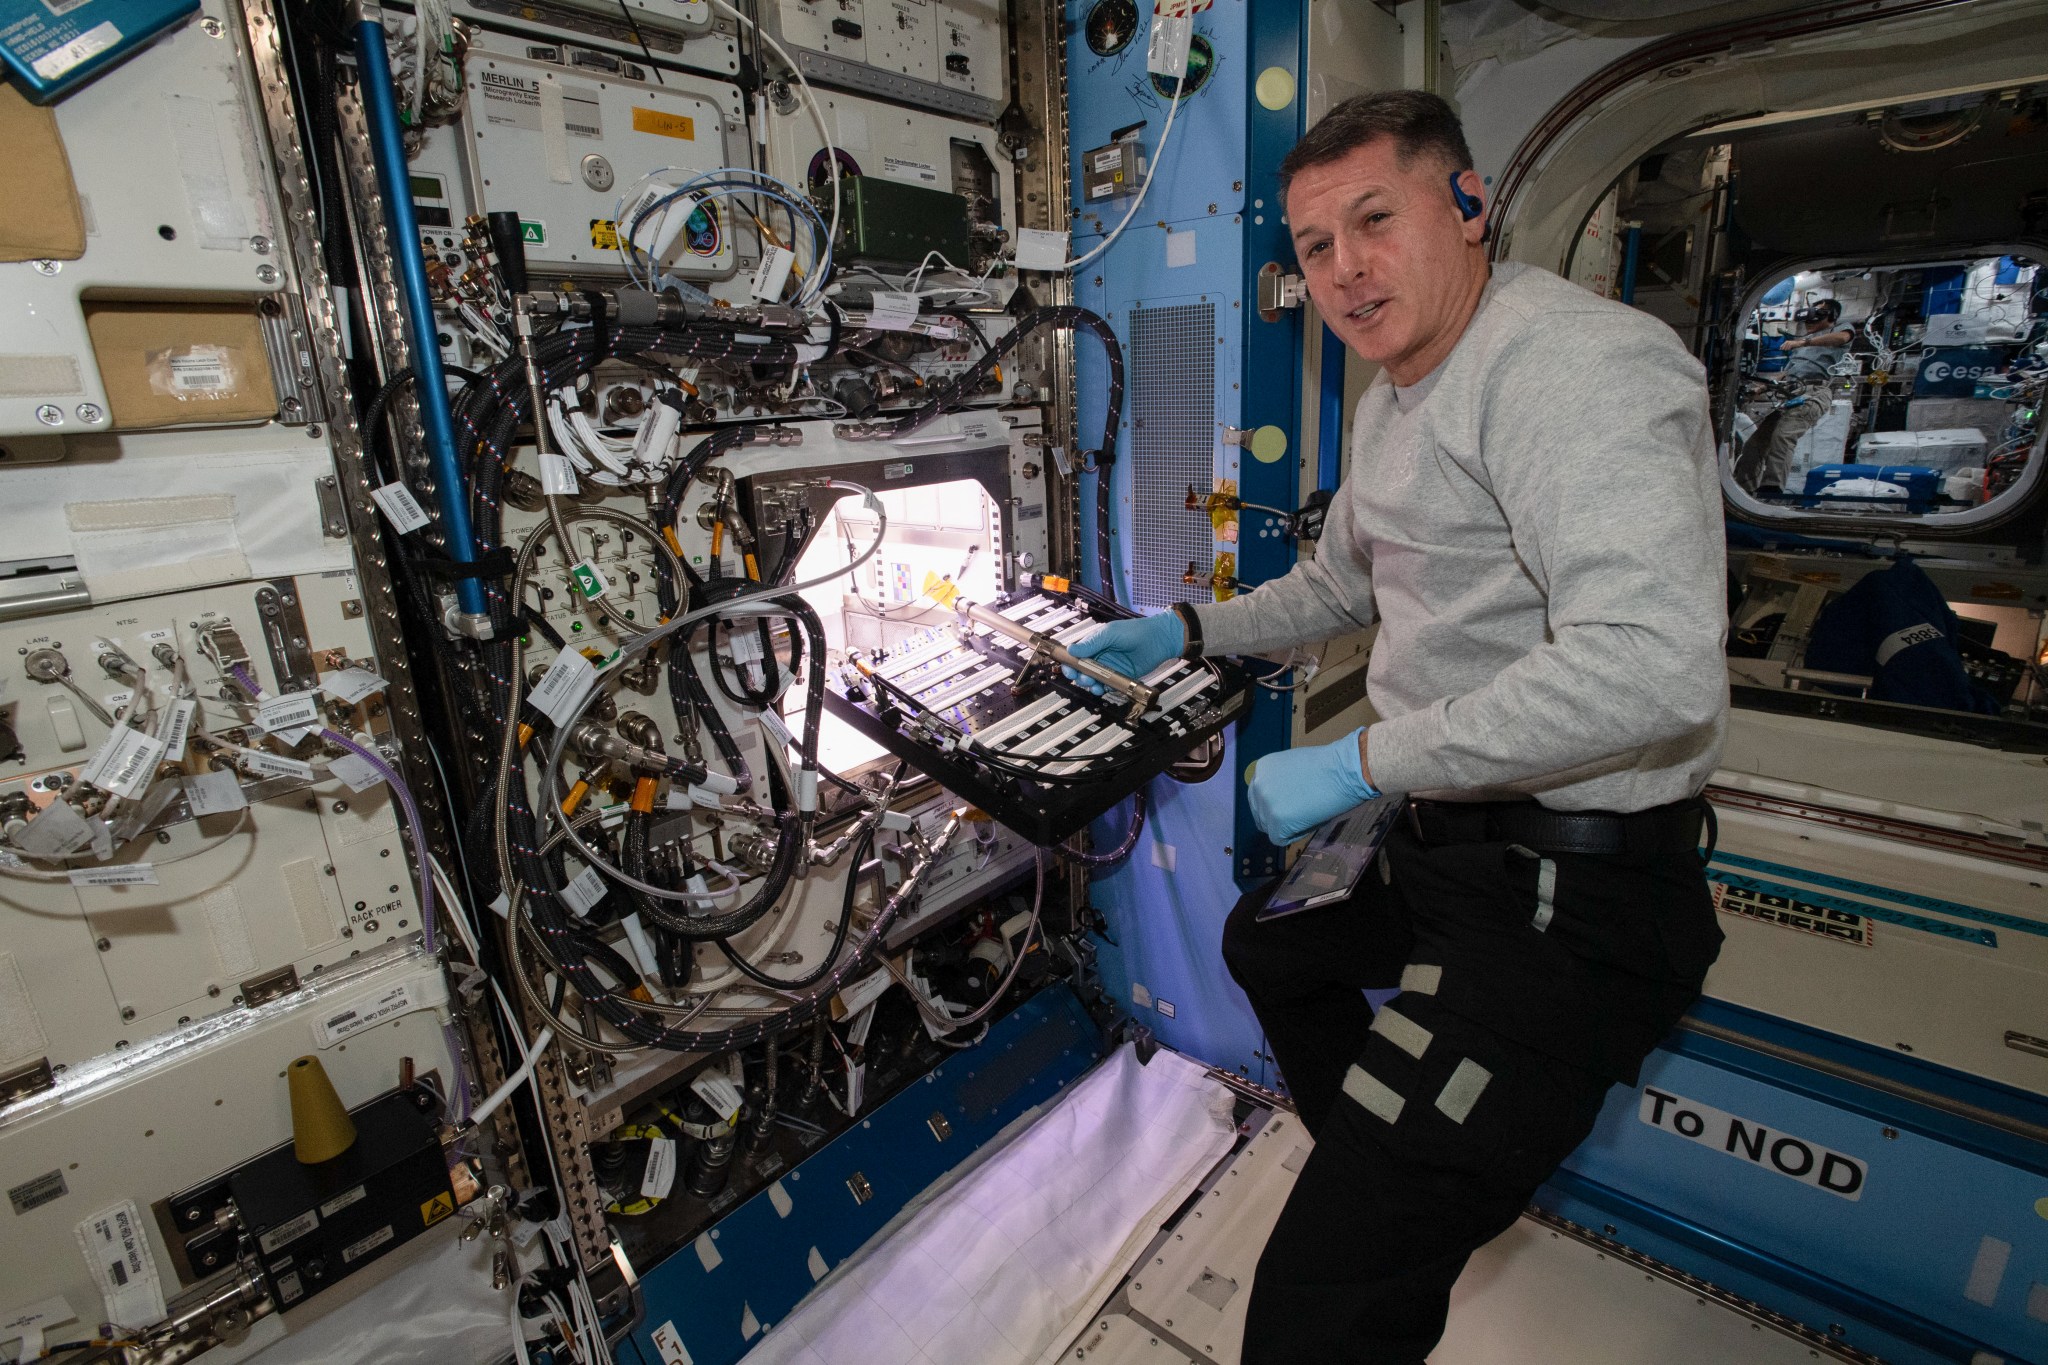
[1639,1087,1867,1200]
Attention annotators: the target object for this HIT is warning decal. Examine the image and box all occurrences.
[420,1191,455,1227]
[1710,880,1873,948]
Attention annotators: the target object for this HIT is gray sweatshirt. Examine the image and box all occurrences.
[1196,263,1728,812]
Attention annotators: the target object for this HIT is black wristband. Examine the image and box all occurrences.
[1171,602,1205,659]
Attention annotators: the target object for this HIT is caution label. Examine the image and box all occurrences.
[1639,1087,1867,1201]
[420,1191,455,1227]
[591,219,620,250]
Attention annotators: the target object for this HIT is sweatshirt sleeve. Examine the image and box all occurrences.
[1188,416,1379,657]
[1365,314,1728,797]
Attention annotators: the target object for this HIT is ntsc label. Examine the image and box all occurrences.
[1640,1087,1867,1200]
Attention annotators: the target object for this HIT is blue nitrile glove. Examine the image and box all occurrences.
[1063,610,1184,694]
[1246,727,1380,845]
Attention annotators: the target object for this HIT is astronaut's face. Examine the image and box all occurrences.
[1288,138,1490,385]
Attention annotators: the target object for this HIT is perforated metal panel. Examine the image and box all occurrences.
[1127,301,1217,611]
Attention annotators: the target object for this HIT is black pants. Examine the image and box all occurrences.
[1221,820,1722,1364]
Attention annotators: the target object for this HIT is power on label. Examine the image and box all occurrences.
[1639,1087,1867,1200]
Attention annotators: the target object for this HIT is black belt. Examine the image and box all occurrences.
[1405,797,1710,858]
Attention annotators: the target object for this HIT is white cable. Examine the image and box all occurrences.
[1035,65,1186,273]
[470,1025,555,1125]
[708,0,839,279]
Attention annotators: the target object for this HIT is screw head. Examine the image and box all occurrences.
[32,258,61,276]
[256,264,280,284]
[121,1006,137,1021]
[34,405,63,427]
[96,937,111,952]
[75,403,103,424]
[251,235,272,255]
[201,15,224,35]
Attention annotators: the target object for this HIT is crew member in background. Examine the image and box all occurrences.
[1067,91,1729,1363]
[1758,297,1854,493]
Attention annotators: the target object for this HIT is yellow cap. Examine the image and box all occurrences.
[287,1055,357,1165]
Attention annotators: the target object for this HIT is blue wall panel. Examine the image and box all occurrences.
[1555,1041,2048,1364]
[1065,0,1294,1085]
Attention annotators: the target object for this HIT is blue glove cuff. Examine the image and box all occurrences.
[1341,726,1382,803]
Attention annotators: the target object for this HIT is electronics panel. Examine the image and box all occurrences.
[0,0,496,1356]
[763,0,1007,120]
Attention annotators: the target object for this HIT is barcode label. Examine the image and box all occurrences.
[80,725,166,799]
[559,866,607,916]
[370,483,431,533]
[243,751,316,781]
[157,698,197,757]
[538,451,580,495]
[527,650,597,725]
[313,982,418,1045]
[68,863,158,887]
[168,351,231,393]
[256,691,322,734]
[642,1138,678,1198]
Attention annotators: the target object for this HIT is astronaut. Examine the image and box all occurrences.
[1069,91,1729,1363]
[1758,297,1854,493]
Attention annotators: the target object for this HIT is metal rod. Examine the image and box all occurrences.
[956,599,1156,718]
[349,4,489,626]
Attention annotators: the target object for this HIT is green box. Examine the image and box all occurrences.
[838,175,973,271]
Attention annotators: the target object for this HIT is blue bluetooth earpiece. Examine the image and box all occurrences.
[1449,172,1484,221]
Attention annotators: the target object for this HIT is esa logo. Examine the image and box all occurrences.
[1921,358,1999,384]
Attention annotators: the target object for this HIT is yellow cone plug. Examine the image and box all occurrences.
[287,1055,357,1165]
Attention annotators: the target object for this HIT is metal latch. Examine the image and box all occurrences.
[927,1112,953,1142]
[845,1171,874,1205]
[1257,262,1308,321]
[240,964,301,1008]
[0,1057,57,1106]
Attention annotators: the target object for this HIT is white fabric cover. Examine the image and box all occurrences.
[741,1044,1237,1365]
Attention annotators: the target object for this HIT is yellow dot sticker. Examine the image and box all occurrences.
[632,107,696,141]
[420,1191,455,1227]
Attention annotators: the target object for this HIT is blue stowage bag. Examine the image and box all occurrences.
[1805,558,1999,714]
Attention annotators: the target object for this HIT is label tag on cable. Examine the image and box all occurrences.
[156,698,197,758]
[1147,10,1193,78]
[758,709,793,751]
[80,726,166,800]
[569,558,610,602]
[75,1202,166,1328]
[243,751,317,782]
[68,864,158,888]
[370,482,431,534]
[867,290,920,331]
[327,752,388,792]
[750,245,795,301]
[183,769,248,817]
[528,650,598,725]
[689,1073,744,1125]
[256,691,323,735]
[322,668,388,705]
[12,800,94,858]
[538,451,580,495]
[488,892,510,919]
[641,1138,678,1198]
[559,865,608,917]
[1014,228,1070,272]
